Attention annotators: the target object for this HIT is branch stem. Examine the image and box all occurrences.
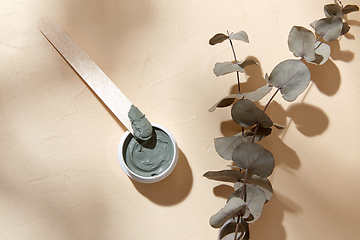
[234,216,241,240]
[263,88,280,112]
[234,169,249,240]
[336,0,344,8]
[240,169,249,200]
[227,31,241,94]
[251,87,280,142]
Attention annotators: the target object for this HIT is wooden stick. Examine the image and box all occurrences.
[39,16,133,133]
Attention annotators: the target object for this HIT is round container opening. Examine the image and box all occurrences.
[118,123,179,183]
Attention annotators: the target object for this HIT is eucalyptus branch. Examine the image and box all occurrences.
[205,2,358,239]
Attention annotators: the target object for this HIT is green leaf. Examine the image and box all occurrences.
[288,26,316,62]
[203,170,243,182]
[308,42,330,65]
[210,197,247,228]
[234,172,273,201]
[265,73,270,85]
[218,219,247,240]
[242,184,267,223]
[208,85,272,112]
[214,127,272,160]
[268,59,311,102]
[209,94,241,112]
[214,135,254,160]
[315,16,343,42]
[310,20,318,30]
[244,126,272,141]
[273,123,285,129]
[228,186,243,200]
[229,31,249,43]
[232,143,275,178]
[243,85,273,102]
[214,61,245,77]
[342,5,359,14]
[341,22,350,35]
[209,33,229,45]
[208,96,237,112]
[324,4,344,18]
[231,99,273,128]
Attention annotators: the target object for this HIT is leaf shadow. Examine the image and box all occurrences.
[343,15,360,40]
[327,40,354,62]
[287,103,329,137]
[260,101,301,171]
[229,56,268,95]
[213,184,234,199]
[220,119,243,137]
[305,59,341,96]
[131,148,193,206]
[251,191,303,240]
[262,136,301,171]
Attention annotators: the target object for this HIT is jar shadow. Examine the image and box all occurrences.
[130,148,193,206]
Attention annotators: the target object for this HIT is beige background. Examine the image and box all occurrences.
[1,0,360,239]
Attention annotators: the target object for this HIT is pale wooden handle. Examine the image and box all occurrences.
[39,16,133,133]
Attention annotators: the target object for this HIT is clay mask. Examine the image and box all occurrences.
[128,105,153,141]
[124,127,174,177]
[124,105,174,177]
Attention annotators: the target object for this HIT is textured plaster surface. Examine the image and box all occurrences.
[1,0,360,239]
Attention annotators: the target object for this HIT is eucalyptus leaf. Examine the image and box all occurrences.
[229,31,249,43]
[234,172,273,201]
[310,20,318,30]
[232,143,275,178]
[209,96,237,112]
[228,186,243,200]
[228,165,242,169]
[268,59,311,101]
[203,170,243,183]
[209,94,241,112]
[341,22,350,35]
[210,197,247,228]
[214,62,245,77]
[209,33,229,45]
[230,184,267,222]
[208,85,272,112]
[288,26,316,61]
[315,16,343,42]
[242,219,250,240]
[218,219,247,240]
[265,73,270,85]
[273,123,285,129]
[244,125,272,141]
[309,42,330,65]
[243,184,267,223]
[244,85,273,102]
[214,126,272,160]
[324,4,344,18]
[214,135,253,160]
[342,4,359,14]
[231,99,273,128]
